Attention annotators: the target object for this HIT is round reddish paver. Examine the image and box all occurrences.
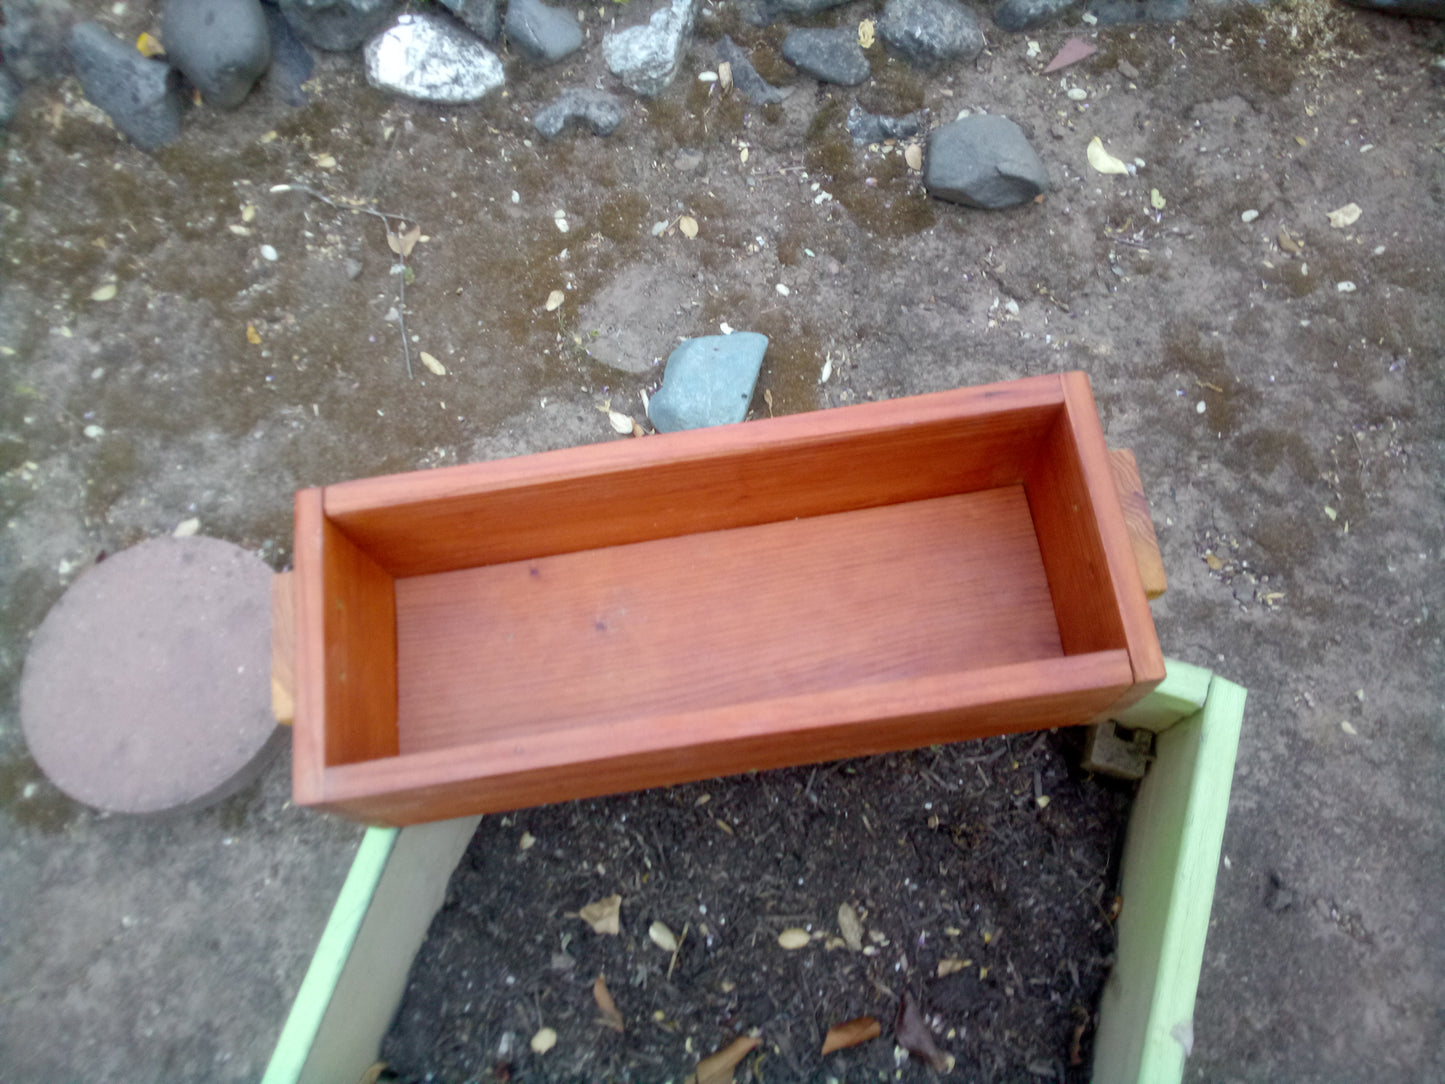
[20,536,280,814]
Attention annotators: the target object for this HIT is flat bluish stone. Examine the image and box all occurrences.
[162,0,272,109]
[506,0,583,61]
[924,114,1049,210]
[69,21,183,151]
[278,0,399,51]
[781,27,869,85]
[648,332,769,433]
[716,35,786,105]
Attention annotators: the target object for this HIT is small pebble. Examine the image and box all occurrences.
[1336,281,1356,293]
[260,244,278,261]
[1241,209,1259,223]
[1066,87,1087,100]
[775,283,790,296]
[1195,401,1206,414]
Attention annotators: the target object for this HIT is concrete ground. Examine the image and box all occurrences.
[1,0,1441,1080]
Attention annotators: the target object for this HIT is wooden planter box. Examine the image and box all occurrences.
[289,372,1164,825]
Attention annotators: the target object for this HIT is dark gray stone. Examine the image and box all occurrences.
[0,0,75,83]
[603,0,696,96]
[1339,0,1443,16]
[877,0,983,68]
[506,0,583,62]
[364,13,504,102]
[0,66,21,126]
[993,0,1075,31]
[847,104,923,145]
[440,0,502,41]
[277,0,399,51]
[261,4,316,106]
[534,88,626,138]
[162,0,272,109]
[1085,0,1189,23]
[648,332,769,432]
[923,114,1049,210]
[781,27,868,86]
[68,22,183,151]
[716,35,786,105]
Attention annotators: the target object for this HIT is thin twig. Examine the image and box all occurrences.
[276,182,416,378]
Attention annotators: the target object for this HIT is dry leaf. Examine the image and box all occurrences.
[1327,202,1362,229]
[649,920,679,952]
[1043,36,1097,73]
[593,974,625,1032]
[519,830,536,851]
[678,215,699,239]
[530,1026,557,1054]
[718,61,733,92]
[420,351,447,376]
[896,991,951,1072]
[777,928,811,950]
[135,31,164,57]
[608,410,636,435]
[172,518,201,538]
[545,289,565,312]
[90,281,117,302]
[579,894,621,935]
[1086,136,1129,175]
[1150,188,1167,210]
[821,1015,880,1055]
[858,19,875,48]
[357,1063,387,1084]
[838,903,864,951]
[904,144,923,171]
[246,323,262,345]
[314,153,337,169]
[936,958,970,977]
[687,1034,759,1084]
[400,223,421,257]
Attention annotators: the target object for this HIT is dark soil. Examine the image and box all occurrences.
[381,730,1133,1083]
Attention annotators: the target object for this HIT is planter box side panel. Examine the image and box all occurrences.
[1093,676,1246,1084]
[322,384,1068,579]
[312,652,1134,824]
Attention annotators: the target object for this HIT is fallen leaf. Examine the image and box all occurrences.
[821,1016,880,1055]
[172,518,201,538]
[135,31,164,57]
[1324,505,1338,521]
[545,289,565,312]
[936,958,970,977]
[650,920,679,952]
[1043,36,1097,73]
[314,153,337,169]
[858,18,875,48]
[837,902,864,952]
[400,223,421,257]
[1341,720,1358,736]
[530,1026,557,1054]
[904,144,923,171]
[593,974,625,1032]
[1204,552,1223,571]
[687,1034,759,1084]
[90,281,118,302]
[1151,188,1167,210]
[1327,202,1362,229]
[777,927,811,950]
[608,409,636,435]
[519,830,536,851]
[1086,136,1129,175]
[718,61,733,92]
[420,351,447,376]
[678,215,699,239]
[819,356,832,383]
[895,990,951,1073]
[1278,227,1301,253]
[579,894,622,935]
[241,204,257,223]
[246,324,262,345]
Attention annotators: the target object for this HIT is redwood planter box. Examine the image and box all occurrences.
[291,371,1164,825]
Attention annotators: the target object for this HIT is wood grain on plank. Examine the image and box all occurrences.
[1109,448,1168,601]
[270,571,295,726]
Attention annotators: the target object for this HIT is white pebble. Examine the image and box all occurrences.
[1066,87,1088,101]
[260,244,278,261]
[697,71,718,82]
[1195,401,1207,414]
[511,190,520,204]
[1336,281,1357,293]
[775,283,790,296]
[83,424,105,438]
[1241,209,1259,223]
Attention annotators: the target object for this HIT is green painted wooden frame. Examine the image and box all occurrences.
[263,659,1244,1084]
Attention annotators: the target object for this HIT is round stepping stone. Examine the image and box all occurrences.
[19,536,280,815]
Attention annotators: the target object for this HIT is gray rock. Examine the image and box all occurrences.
[162,0,272,109]
[716,35,786,105]
[506,0,583,61]
[781,27,868,86]
[68,22,183,151]
[261,4,316,106]
[439,0,502,41]
[847,104,923,145]
[1339,0,1444,17]
[648,332,769,432]
[534,88,626,138]
[877,0,983,68]
[1,0,75,83]
[278,0,399,51]
[923,114,1049,210]
[993,0,1075,31]
[602,0,697,97]
[1085,0,1189,23]
[0,67,21,126]
[365,14,504,101]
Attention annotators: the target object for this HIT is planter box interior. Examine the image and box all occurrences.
[292,372,1164,825]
